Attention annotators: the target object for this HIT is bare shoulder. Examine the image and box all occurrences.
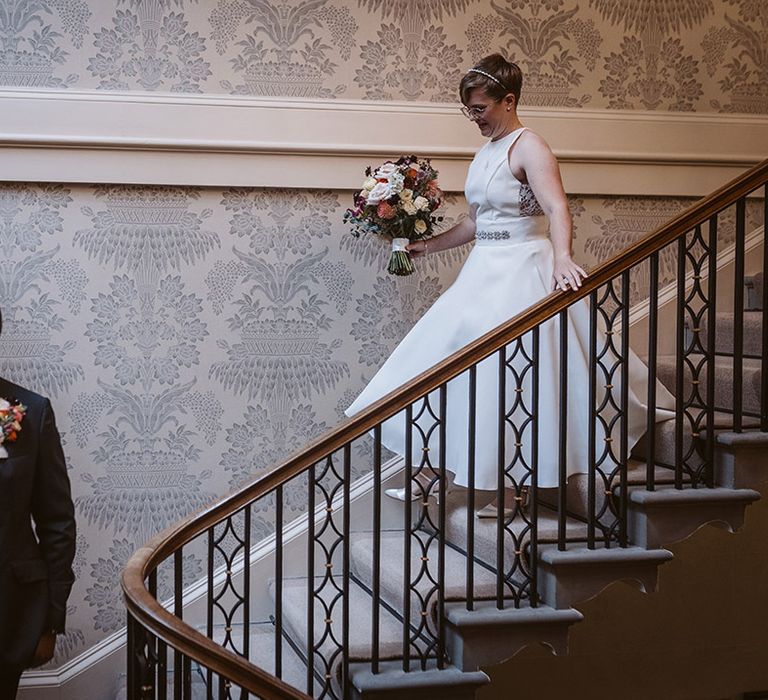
[515,129,556,161]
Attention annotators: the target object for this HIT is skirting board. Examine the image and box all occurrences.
[17,455,406,700]
[1,90,765,194]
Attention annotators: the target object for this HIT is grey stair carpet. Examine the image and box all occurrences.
[269,574,406,680]
[191,621,308,695]
[656,354,763,414]
[437,489,588,562]
[692,311,763,356]
[746,272,763,310]
[631,409,759,471]
[247,622,308,691]
[350,529,502,638]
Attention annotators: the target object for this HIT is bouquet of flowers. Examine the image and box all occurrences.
[0,397,26,459]
[344,156,443,275]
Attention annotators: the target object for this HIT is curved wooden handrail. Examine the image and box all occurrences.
[122,157,768,696]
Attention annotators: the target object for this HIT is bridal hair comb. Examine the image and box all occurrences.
[466,68,509,91]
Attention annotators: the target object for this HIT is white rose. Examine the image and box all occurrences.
[388,172,405,195]
[414,196,430,211]
[403,200,418,216]
[362,177,377,191]
[414,219,427,235]
[375,162,399,179]
[399,188,414,201]
[366,181,392,205]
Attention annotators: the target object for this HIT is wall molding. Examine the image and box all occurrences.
[1,89,766,195]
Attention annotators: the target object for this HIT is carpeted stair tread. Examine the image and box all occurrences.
[349,529,501,615]
[746,272,763,311]
[692,311,763,356]
[438,489,588,566]
[656,354,763,414]
[246,622,308,691]
[269,575,405,665]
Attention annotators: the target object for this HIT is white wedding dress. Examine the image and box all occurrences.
[346,128,675,489]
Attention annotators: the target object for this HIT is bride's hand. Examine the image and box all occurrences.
[407,240,429,258]
[552,256,587,291]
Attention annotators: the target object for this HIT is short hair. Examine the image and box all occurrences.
[460,53,522,106]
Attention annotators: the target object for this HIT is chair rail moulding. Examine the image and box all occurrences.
[1,89,766,195]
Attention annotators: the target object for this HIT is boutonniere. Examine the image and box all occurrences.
[0,397,26,459]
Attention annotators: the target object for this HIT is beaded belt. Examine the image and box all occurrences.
[475,230,513,240]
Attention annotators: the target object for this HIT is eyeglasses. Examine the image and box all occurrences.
[460,105,488,120]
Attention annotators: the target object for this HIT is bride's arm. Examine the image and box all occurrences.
[514,133,586,291]
[407,208,476,258]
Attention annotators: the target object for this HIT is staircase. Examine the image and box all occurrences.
[252,275,765,700]
[122,161,768,700]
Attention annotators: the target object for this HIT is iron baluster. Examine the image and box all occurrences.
[734,197,746,432]
[174,550,183,700]
[437,384,448,668]
[243,507,251,667]
[530,327,540,606]
[619,271,630,547]
[588,291,598,546]
[343,444,352,700]
[157,636,167,700]
[496,348,506,606]
[402,406,413,670]
[706,216,719,486]
[646,252,659,491]
[207,529,214,694]
[182,654,191,700]
[127,613,137,700]
[275,486,283,680]
[371,426,382,674]
[675,236,686,489]
[307,467,315,695]
[466,367,477,611]
[558,309,568,551]
[763,184,768,432]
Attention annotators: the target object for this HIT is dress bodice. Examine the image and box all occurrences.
[464,127,550,243]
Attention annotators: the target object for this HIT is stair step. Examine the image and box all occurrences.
[656,354,763,414]
[746,272,764,310]
[715,429,768,488]
[439,489,588,560]
[202,621,308,695]
[538,545,674,609]
[444,601,583,670]
[349,660,489,700]
[350,529,501,628]
[627,484,761,548]
[692,311,763,356]
[269,575,405,685]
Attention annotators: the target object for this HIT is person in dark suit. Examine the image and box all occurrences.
[0,309,76,700]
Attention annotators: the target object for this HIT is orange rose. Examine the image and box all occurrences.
[377,201,397,219]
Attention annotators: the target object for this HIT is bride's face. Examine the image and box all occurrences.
[463,88,514,140]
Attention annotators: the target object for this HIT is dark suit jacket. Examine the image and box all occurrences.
[0,378,76,669]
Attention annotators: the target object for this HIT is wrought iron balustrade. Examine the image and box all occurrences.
[123,158,768,700]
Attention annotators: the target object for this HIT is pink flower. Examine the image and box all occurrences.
[377,201,397,219]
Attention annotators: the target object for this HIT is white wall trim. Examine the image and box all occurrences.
[2,89,766,194]
[19,630,126,689]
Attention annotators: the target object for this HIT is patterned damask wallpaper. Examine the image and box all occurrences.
[0,0,765,112]
[1,181,763,668]
[2,0,767,680]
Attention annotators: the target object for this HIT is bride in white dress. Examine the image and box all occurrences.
[345,54,674,516]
